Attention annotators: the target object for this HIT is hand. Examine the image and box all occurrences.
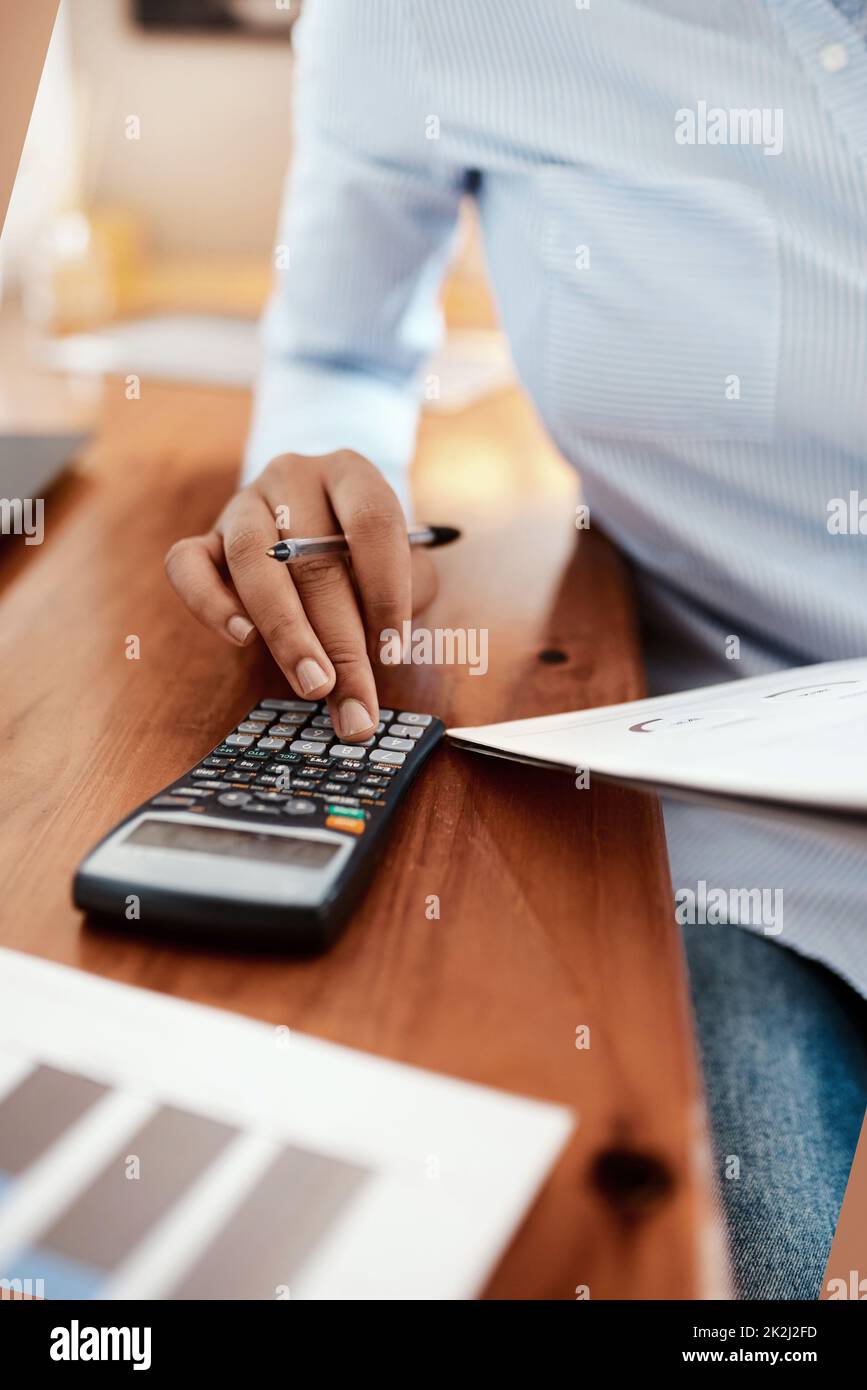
[165,450,438,741]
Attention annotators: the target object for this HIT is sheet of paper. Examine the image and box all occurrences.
[41,314,261,388]
[0,949,572,1301]
[448,659,867,814]
[41,318,515,407]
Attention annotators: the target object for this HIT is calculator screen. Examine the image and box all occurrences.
[125,819,339,869]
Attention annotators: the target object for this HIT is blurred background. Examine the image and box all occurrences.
[1,1,498,343]
[3,0,298,322]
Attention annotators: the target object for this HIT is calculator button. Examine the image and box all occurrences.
[397,712,432,725]
[219,791,252,807]
[203,756,230,767]
[330,745,366,760]
[369,750,406,765]
[175,787,216,797]
[379,736,414,752]
[153,795,196,808]
[237,721,268,734]
[360,774,389,788]
[326,814,365,835]
[326,796,360,808]
[378,710,395,721]
[299,727,333,742]
[302,755,332,768]
[258,737,287,751]
[311,715,333,728]
[234,759,260,771]
[360,797,387,808]
[268,724,299,738]
[261,698,318,712]
[322,781,347,795]
[242,802,280,815]
[283,799,316,816]
[228,772,256,783]
[254,790,289,802]
[268,753,301,767]
[192,767,222,778]
[358,783,386,797]
[290,778,316,791]
[388,724,423,740]
[290,740,327,756]
[225,733,255,747]
[331,770,357,782]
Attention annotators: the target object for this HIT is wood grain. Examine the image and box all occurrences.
[0,373,720,1299]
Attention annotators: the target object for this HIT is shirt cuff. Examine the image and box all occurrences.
[242,360,420,515]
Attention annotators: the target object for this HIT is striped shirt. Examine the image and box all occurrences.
[834,0,867,36]
[246,0,867,995]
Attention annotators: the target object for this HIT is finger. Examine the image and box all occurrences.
[328,456,412,660]
[293,557,380,741]
[262,481,379,742]
[165,532,256,647]
[218,492,335,699]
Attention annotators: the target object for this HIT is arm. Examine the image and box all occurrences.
[166,0,465,740]
[244,0,465,506]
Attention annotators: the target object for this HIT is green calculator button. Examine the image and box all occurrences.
[328,804,365,819]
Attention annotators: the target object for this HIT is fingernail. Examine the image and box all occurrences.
[296,657,328,694]
[227,615,255,645]
[339,698,373,736]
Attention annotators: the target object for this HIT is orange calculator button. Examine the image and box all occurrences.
[326,814,365,835]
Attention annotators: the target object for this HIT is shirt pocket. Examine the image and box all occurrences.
[541,167,780,442]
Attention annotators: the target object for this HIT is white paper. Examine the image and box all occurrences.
[41,314,261,387]
[448,659,867,815]
[0,949,572,1301]
[40,318,515,407]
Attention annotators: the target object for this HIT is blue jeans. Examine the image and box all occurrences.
[682,921,867,1299]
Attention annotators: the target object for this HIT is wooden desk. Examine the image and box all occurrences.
[0,369,721,1299]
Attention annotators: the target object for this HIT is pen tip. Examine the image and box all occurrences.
[265,546,276,557]
[427,525,461,548]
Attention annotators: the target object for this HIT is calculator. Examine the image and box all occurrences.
[73,698,443,952]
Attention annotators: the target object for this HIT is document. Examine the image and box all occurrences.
[448,659,867,817]
[0,949,572,1301]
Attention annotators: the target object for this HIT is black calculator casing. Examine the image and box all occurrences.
[73,702,443,954]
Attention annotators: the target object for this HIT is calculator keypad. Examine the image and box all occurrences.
[290,739,327,756]
[261,698,317,712]
[161,697,438,834]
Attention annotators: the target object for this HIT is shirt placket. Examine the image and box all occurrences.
[764,0,867,168]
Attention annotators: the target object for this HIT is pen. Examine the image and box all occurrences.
[266,524,461,563]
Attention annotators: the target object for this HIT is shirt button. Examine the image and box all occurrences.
[820,42,849,73]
